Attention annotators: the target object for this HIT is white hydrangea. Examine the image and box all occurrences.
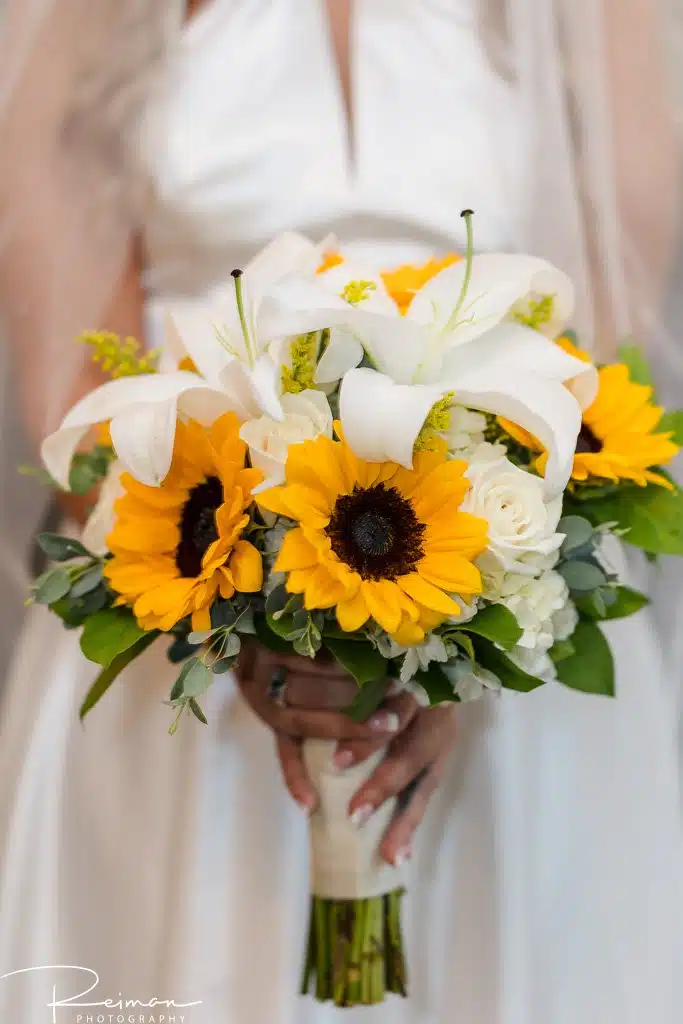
[443,661,502,702]
[445,407,489,458]
[507,646,557,682]
[375,632,450,683]
[486,568,570,653]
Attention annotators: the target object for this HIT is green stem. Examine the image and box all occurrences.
[445,209,475,333]
[231,269,255,368]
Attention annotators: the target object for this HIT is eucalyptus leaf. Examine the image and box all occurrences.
[189,698,208,725]
[187,630,218,646]
[170,659,197,701]
[80,632,157,721]
[37,533,91,561]
[557,515,594,555]
[344,677,388,723]
[182,660,213,698]
[457,605,523,650]
[555,621,615,696]
[80,607,152,668]
[211,657,238,675]
[70,564,104,599]
[210,602,237,629]
[324,638,388,686]
[557,560,607,593]
[33,567,72,605]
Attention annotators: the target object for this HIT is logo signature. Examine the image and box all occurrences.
[1,966,202,1023]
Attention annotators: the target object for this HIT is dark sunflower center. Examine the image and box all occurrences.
[576,424,602,455]
[175,476,223,578]
[327,483,425,581]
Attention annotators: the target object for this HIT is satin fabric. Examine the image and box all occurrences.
[2,3,682,1021]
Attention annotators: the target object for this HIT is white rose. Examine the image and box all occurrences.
[81,460,125,555]
[240,390,332,492]
[462,453,564,575]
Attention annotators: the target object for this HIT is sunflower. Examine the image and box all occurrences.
[104,413,263,632]
[381,254,460,314]
[500,337,679,489]
[256,429,488,645]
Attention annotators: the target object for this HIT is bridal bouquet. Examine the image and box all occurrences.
[32,218,683,1006]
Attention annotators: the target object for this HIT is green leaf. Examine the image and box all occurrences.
[576,585,649,621]
[659,409,683,446]
[80,607,153,667]
[554,620,615,696]
[458,605,523,651]
[253,614,293,654]
[344,677,388,722]
[324,638,388,686]
[70,564,104,599]
[68,446,114,495]
[549,639,575,664]
[170,659,196,700]
[473,638,546,693]
[618,343,653,388]
[182,660,213,698]
[557,560,607,593]
[80,632,157,721]
[557,515,594,555]
[413,664,457,706]
[188,698,208,725]
[578,483,683,556]
[37,533,91,561]
[51,597,89,628]
[33,566,72,605]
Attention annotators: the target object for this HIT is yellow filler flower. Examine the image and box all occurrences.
[105,413,263,632]
[501,337,679,488]
[257,429,488,645]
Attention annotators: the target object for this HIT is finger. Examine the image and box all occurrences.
[348,707,456,819]
[276,733,318,812]
[276,706,403,742]
[380,751,449,866]
[256,648,350,681]
[332,692,420,770]
[284,673,360,711]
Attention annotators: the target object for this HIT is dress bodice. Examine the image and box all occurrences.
[139,0,523,298]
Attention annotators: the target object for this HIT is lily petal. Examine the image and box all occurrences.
[109,399,179,487]
[243,232,323,293]
[339,368,444,467]
[409,253,575,343]
[315,327,363,384]
[41,372,218,488]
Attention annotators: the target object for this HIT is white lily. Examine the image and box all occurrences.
[312,216,597,496]
[42,233,345,489]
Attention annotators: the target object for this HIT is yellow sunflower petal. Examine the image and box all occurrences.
[256,486,296,519]
[191,606,213,631]
[418,554,483,596]
[274,528,319,572]
[336,589,370,632]
[397,573,461,616]
[360,580,404,634]
[229,540,263,593]
[303,566,349,610]
[391,618,426,646]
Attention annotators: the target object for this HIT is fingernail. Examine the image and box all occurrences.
[333,749,354,772]
[394,845,412,868]
[350,803,374,827]
[297,793,317,813]
[369,711,400,733]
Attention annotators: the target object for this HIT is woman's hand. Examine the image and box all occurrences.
[235,642,458,865]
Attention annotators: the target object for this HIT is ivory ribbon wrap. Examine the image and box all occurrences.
[303,738,408,900]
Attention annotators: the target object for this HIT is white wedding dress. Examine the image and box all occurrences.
[2,3,683,1022]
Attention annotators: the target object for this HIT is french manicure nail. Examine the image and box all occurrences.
[333,749,354,772]
[369,711,400,733]
[394,846,412,868]
[350,803,374,827]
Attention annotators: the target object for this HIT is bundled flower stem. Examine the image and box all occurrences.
[301,891,407,1006]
